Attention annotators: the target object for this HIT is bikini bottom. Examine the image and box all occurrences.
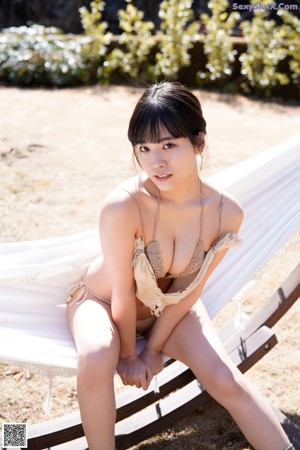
[67,279,156,336]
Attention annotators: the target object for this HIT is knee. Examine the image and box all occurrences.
[77,343,119,389]
[207,365,247,400]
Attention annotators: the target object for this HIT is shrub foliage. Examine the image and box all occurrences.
[0,0,299,98]
[0,25,94,86]
[153,0,199,81]
[197,0,239,87]
[240,0,290,95]
[104,0,155,82]
[79,0,111,80]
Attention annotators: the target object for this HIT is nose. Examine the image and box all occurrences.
[152,150,167,168]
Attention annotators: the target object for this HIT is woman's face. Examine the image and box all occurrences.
[134,129,201,193]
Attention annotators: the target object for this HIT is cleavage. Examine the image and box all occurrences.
[145,238,204,279]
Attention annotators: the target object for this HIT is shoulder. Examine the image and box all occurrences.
[202,180,243,234]
[221,191,244,233]
[100,176,142,234]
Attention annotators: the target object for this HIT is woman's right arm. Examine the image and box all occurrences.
[99,190,152,389]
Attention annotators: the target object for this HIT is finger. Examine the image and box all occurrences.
[140,375,149,391]
[145,368,153,387]
[124,375,135,387]
[122,377,132,387]
[131,377,142,389]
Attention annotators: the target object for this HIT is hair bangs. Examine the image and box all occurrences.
[128,105,188,147]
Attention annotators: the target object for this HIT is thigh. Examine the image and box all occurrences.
[67,294,120,357]
[162,299,237,385]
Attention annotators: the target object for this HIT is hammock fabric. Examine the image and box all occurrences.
[0,136,299,378]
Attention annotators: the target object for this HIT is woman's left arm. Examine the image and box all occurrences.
[140,196,243,369]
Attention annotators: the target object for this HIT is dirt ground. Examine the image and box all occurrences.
[0,85,299,450]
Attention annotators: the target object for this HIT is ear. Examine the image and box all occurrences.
[194,132,205,155]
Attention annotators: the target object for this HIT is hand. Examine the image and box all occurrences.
[139,348,164,376]
[117,356,152,390]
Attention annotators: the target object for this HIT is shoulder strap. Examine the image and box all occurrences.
[199,180,204,240]
[153,188,161,240]
[115,188,145,239]
[217,192,224,237]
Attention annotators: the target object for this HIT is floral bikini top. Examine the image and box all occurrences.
[119,186,240,317]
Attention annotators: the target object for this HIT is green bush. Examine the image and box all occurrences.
[197,0,240,87]
[153,0,199,80]
[104,0,155,82]
[0,25,95,86]
[79,0,111,80]
[278,9,300,86]
[0,0,298,99]
[239,0,290,95]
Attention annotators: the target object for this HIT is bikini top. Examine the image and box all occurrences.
[118,185,241,316]
[130,184,207,280]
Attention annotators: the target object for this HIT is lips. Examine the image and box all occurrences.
[154,174,172,180]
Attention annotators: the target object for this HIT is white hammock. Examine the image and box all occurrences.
[0,136,299,378]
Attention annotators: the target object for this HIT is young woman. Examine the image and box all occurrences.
[66,82,293,450]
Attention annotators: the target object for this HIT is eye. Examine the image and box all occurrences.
[137,145,149,153]
[163,142,175,149]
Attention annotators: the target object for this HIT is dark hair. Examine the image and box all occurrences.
[128,81,207,148]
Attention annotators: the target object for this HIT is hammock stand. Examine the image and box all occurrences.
[0,136,300,449]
